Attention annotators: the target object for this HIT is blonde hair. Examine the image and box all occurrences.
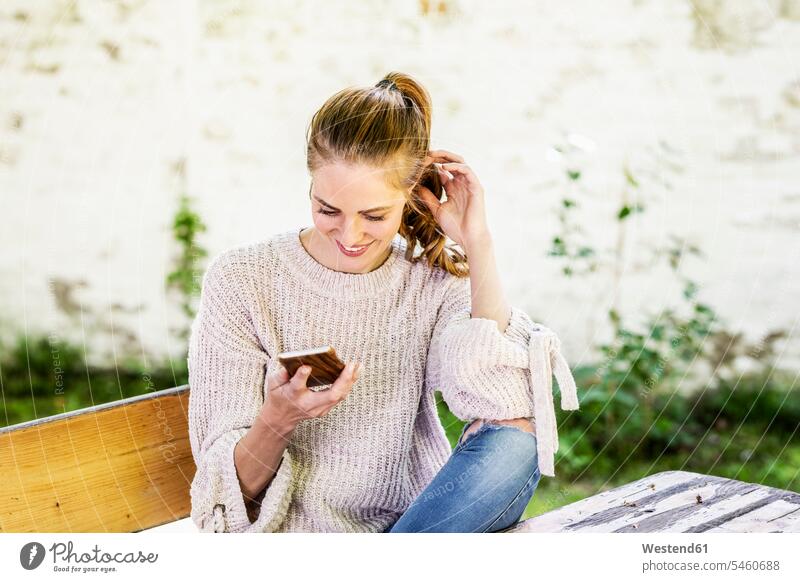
[305,72,469,277]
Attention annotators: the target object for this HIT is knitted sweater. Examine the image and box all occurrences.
[187,227,580,533]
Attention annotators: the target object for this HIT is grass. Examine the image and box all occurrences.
[0,335,188,427]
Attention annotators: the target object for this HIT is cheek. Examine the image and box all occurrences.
[312,214,340,233]
[369,218,402,241]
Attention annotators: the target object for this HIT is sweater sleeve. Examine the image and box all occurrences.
[187,254,295,532]
[425,275,580,477]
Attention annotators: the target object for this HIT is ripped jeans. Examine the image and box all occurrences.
[385,419,542,533]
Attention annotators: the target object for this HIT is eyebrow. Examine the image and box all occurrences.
[313,195,393,213]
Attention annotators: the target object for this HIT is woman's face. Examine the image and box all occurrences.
[306,162,409,274]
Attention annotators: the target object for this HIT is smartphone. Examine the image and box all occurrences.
[277,346,347,390]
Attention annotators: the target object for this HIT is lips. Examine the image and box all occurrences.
[336,240,372,257]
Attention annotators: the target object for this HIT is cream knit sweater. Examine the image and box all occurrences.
[187,227,580,533]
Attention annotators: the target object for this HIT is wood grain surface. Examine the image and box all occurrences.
[508,470,800,533]
[0,386,195,533]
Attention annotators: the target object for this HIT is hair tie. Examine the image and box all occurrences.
[376,79,398,92]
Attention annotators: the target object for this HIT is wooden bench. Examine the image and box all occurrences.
[0,386,194,533]
[3,387,798,533]
[506,470,800,533]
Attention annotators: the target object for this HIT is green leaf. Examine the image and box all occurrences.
[579,390,608,405]
[623,166,639,188]
[695,303,714,315]
[682,281,698,300]
[611,390,639,410]
[548,237,567,257]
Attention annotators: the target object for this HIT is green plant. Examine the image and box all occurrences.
[547,139,686,333]
[546,164,598,278]
[543,137,792,486]
[0,332,188,427]
[435,390,465,448]
[166,190,208,339]
[1,163,204,428]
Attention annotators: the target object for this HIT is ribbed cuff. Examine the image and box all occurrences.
[434,306,539,421]
[502,306,537,347]
[196,429,295,533]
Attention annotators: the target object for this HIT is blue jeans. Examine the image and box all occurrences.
[386,419,542,533]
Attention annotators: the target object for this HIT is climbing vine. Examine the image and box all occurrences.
[166,191,208,340]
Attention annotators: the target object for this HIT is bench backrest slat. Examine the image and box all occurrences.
[0,386,195,533]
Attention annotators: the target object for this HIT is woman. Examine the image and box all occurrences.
[187,72,580,533]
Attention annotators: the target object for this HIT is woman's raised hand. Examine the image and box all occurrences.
[414,149,491,248]
[259,362,361,431]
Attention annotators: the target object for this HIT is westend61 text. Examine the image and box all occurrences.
[642,543,708,554]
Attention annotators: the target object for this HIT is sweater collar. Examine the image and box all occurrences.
[273,227,408,299]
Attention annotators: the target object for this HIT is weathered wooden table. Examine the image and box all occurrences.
[508,470,800,533]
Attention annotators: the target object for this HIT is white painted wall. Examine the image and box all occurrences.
[1,0,799,375]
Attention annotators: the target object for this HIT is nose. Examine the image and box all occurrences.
[340,217,366,246]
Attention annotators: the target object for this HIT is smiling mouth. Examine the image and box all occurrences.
[336,240,372,256]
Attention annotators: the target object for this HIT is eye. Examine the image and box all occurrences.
[316,209,385,222]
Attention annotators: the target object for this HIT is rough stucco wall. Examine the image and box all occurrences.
[0,0,798,373]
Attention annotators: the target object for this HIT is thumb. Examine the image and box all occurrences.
[415,185,442,220]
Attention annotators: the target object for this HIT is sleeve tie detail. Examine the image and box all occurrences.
[528,325,580,477]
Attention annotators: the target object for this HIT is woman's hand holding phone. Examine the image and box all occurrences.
[259,361,361,432]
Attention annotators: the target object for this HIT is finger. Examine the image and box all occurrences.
[433,164,453,178]
[428,149,465,163]
[267,367,288,388]
[438,163,482,191]
[415,185,443,218]
[437,163,474,183]
[329,362,358,401]
[289,365,312,389]
[438,162,471,174]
